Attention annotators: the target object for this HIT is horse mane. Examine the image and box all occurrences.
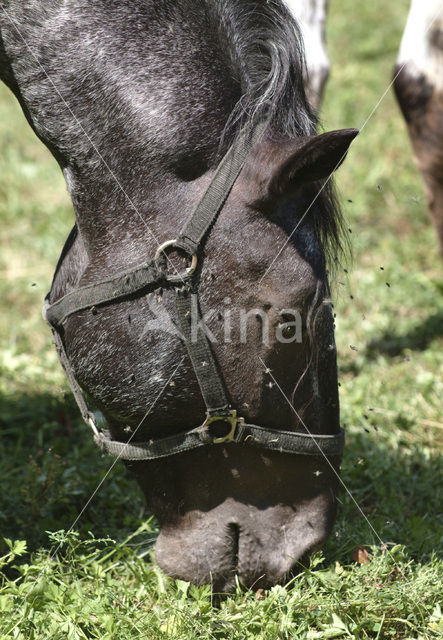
[211,0,348,266]
[213,0,314,137]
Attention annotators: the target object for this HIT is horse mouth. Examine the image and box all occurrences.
[153,477,338,593]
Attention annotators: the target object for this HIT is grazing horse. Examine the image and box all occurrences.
[293,0,443,256]
[286,0,330,112]
[0,0,356,591]
[394,0,443,257]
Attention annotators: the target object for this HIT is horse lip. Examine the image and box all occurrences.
[153,490,337,591]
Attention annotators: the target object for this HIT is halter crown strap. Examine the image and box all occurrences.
[175,123,267,255]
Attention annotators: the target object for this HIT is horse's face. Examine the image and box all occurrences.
[0,0,356,589]
[0,0,362,596]
[118,129,357,592]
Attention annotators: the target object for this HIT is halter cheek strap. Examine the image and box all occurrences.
[43,121,345,461]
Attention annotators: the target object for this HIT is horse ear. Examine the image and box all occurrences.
[243,128,358,205]
[269,128,359,195]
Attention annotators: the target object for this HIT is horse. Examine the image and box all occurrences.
[394,0,443,257]
[292,0,443,256]
[0,0,356,591]
[286,0,330,112]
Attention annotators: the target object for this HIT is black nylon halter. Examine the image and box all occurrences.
[44,122,345,461]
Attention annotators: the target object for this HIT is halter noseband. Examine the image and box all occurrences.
[43,122,345,461]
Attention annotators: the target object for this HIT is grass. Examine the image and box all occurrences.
[0,0,442,637]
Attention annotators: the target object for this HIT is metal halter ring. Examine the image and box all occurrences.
[201,410,245,444]
[155,239,198,283]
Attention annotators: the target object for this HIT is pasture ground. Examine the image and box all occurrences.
[0,0,442,637]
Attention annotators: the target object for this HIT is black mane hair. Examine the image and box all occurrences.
[212,0,315,137]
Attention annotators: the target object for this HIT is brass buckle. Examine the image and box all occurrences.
[202,410,245,444]
[155,239,197,283]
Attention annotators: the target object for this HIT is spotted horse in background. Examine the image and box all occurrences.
[0,0,357,592]
[394,0,443,257]
[292,0,443,256]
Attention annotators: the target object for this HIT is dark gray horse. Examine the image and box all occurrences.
[0,0,357,591]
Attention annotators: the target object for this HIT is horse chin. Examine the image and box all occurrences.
[132,448,340,592]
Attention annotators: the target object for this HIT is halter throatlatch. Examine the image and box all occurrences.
[44,122,345,461]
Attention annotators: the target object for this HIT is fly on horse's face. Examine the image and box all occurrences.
[0,0,357,591]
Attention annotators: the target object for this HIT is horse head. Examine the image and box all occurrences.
[0,0,357,591]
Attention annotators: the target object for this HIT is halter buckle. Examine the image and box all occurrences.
[202,410,244,444]
[155,239,197,283]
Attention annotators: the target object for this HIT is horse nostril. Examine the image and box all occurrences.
[227,522,240,571]
[289,552,310,578]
